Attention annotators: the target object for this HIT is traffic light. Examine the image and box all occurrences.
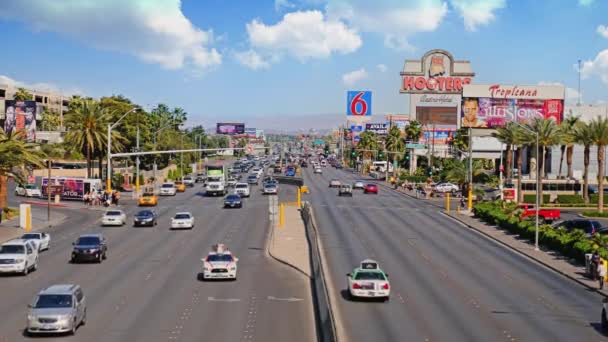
[350,148,356,158]
[378,149,384,159]
[324,145,330,156]
[427,167,433,176]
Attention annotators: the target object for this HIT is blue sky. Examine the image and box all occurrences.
[0,0,607,131]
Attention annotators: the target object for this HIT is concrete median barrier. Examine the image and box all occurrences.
[301,202,339,342]
[273,175,304,187]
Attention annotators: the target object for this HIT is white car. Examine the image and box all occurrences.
[329,179,341,188]
[234,183,250,197]
[434,182,460,193]
[263,184,278,195]
[353,180,365,189]
[159,182,177,196]
[15,184,42,198]
[346,259,390,301]
[102,210,126,226]
[183,176,195,187]
[0,239,38,275]
[201,244,238,280]
[314,168,323,174]
[171,212,194,229]
[226,178,238,187]
[21,232,51,251]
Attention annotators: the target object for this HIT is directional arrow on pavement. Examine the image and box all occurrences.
[207,297,241,302]
[267,296,303,302]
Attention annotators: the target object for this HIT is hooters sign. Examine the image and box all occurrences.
[400,49,475,94]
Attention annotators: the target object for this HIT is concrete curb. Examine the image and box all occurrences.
[442,211,608,298]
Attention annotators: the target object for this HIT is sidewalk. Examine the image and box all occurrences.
[0,207,68,244]
[267,196,311,278]
[445,210,608,296]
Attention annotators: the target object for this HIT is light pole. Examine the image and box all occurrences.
[107,108,139,193]
[512,121,540,251]
[152,121,175,189]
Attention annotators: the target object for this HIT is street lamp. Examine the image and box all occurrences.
[512,121,540,251]
[107,108,139,193]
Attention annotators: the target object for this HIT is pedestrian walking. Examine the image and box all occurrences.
[460,197,466,209]
[592,250,601,281]
[111,191,117,205]
[115,191,121,206]
[599,259,607,290]
[84,192,90,206]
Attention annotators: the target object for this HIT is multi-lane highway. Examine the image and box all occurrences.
[302,165,607,342]
[0,178,315,342]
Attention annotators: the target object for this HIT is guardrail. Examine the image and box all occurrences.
[301,202,338,342]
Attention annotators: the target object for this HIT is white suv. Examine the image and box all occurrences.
[159,182,177,196]
[0,239,39,275]
[234,183,250,197]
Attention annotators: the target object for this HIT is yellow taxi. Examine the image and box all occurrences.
[138,191,158,206]
[175,181,187,192]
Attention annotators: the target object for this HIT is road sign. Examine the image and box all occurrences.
[346,91,372,116]
[353,136,360,145]
[350,125,363,132]
[406,143,428,149]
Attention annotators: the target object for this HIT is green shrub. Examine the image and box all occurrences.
[590,194,608,204]
[556,195,584,204]
[523,194,550,204]
[582,210,608,218]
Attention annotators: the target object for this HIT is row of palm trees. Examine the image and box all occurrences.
[492,116,608,212]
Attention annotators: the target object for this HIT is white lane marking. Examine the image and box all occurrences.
[267,296,303,302]
[144,272,153,280]
[207,297,241,302]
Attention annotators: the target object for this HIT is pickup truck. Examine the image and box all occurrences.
[517,204,560,224]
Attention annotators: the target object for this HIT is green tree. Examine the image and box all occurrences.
[492,122,520,181]
[590,116,608,212]
[13,87,33,101]
[405,120,423,142]
[520,118,562,205]
[0,129,46,209]
[571,121,594,203]
[64,100,125,178]
[444,159,484,187]
[39,109,62,131]
[385,125,404,164]
[357,131,378,160]
[557,115,579,179]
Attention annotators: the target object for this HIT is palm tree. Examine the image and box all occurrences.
[492,122,520,181]
[13,87,33,101]
[512,126,527,203]
[64,100,124,178]
[0,129,46,209]
[557,115,579,179]
[385,125,404,162]
[590,116,608,212]
[357,131,378,160]
[521,118,562,205]
[405,120,423,142]
[571,121,594,203]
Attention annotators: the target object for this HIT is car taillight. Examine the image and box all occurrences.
[382,283,389,290]
[352,283,361,289]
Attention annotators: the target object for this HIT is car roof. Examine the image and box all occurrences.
[3,239,31,245]
[78,233,103,238]
[39,284,80,295]
[175,212,192,216]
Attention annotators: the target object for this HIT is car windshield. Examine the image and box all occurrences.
[106,211,122,216]
[161,184,174,188]
[236,184,248,188]
[174,214,191,219]
[0,245,25,254]
[207,254,233,262]
[367,184,376,187]
[143,193,154,197]
[76,237,100,245]
[26,185,37,189]
[21,234,40,239]
[34,294,72,309]
[226,195,240,200]
[354,272,386,280]
[137,211,153,217]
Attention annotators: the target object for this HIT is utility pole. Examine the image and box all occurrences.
[47,160,51,223]
[136,124,140,193]
[468,126,473,210]
[180,134,184,179]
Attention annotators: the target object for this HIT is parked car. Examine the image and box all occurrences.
[26,284,87,336]
[21,232,51,251]
[434,182,459,193]
[552,219,603,237]
[517,204,560,224]
[15,184,42,198]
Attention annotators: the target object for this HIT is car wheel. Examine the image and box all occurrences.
[97,254,102,263]
[22,263,29,276]
[103,251,107,260]
[70,319,77,335]
[33,259,38,271]
[82,309,87,326]
[383,296,390,302]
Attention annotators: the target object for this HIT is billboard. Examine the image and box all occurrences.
[4,100,37,141]
[346,91,372,116]
[244,128,257,138]
[216,123,245,135]
[419,128,456,145]
[461,84,565,128]
[416,106,458,126]
[400,49,475,94]
[41,178,84,200]
[365,123,388,135]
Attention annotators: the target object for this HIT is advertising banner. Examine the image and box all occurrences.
[244,128,257,138]
[365,123,388,135]
[346,91,372,116]
[42,185,63,197]
[420,128,456,145]
[461,97,564,128]
[216,123,245,135]
[42,178,84,200]
[416,106,458,126]
[502,188,516,202]
[4,100,37,141]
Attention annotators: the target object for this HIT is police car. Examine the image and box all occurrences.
[201,244,238,280]
[346,259,390,301]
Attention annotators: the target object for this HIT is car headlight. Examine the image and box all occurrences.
[14,258,25,263]
[89,249,98,253]
[230,266,236,270]
[57,315,72,323]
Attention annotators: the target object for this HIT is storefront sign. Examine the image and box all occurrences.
[420,129,456,145]
[463,84,565,100]
[365,123,387,135]
[502,188,516,202]
[346,91,372,116]
[418,94,458,104]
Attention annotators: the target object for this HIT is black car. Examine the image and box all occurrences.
[300,161,308,168]
[552,219,603,237]
[71,234,107,263]
[224,194,243,208]
[134,210,158,227]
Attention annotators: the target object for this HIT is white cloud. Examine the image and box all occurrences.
[598,25,608,39]
[0,0,221,70]
[579,0,594,6]
[0,75,82,96]
[342,68,368,86]
[449,0,506,31]
[244,10,361,65]
[326,0,448,50]
[377,64,388,72]
[538,81,581,104]
[234,50,271,70]
[580,50,608,84]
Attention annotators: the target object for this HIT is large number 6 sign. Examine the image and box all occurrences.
[346,91,372,116]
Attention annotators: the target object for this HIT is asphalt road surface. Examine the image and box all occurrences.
[0,179,315,342]
[303,165,607,342]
